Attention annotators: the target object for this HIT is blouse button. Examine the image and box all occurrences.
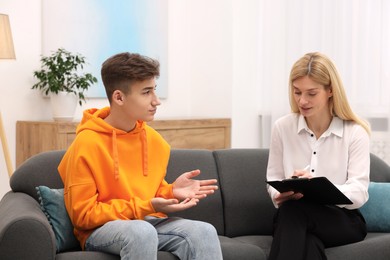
[313,151,316,155]
[311,134,314,137]
[311,169,315,172]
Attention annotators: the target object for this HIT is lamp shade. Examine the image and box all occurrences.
[0,14,15,59]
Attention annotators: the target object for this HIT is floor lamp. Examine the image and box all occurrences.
[0,14,16,177]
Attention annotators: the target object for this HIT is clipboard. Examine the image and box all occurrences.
[266,177,353,205]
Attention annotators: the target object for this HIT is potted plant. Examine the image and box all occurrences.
[32,48,98,121]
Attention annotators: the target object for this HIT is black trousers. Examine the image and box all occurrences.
[268,200,367,260]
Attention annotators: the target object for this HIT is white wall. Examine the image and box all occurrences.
[0,0,45,198]
[1,0,389,199]
[232,0,262,148]
[0,0,238,198]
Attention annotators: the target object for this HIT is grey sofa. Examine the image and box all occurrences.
[1,148,390,260]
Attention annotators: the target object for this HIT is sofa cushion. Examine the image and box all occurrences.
[165,149,225,235]
[219,236,267,260]
[325,233,390,260]
[0,192,58,259]
[213,149,277,237]
[36,185,79,252]
[233,235,272,259]
[370,153,390,182]
[359,182,390,232]
[11,150,66,201]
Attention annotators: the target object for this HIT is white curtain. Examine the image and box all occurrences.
[257,0,390,164]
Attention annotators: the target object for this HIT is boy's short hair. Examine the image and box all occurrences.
[101,52,160,101]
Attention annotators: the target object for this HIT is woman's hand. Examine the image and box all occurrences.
[274,191,304,206]
[275,167,310,206]
[291,167,312,179]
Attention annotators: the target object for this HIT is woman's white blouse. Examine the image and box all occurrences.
[266,113,370,209]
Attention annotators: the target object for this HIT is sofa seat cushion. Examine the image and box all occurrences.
[232,233,390,260]
[325,233,390,260]
[233,235,272,259]
[219,236,266,260]
[56,251,120,260]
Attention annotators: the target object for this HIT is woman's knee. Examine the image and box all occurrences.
[278,200,308,215]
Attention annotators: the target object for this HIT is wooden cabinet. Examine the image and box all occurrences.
[16,118,231,167]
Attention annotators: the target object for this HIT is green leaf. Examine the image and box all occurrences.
[31,48,98,105]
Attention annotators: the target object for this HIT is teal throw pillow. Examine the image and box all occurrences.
[36,186,80,252]
[359,182,390,232]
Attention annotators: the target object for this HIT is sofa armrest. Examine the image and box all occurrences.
[0,191,56,260]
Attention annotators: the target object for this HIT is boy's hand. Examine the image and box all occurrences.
[172,170,218,201]
[151,197,199,213]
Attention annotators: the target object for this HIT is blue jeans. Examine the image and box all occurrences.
[85,217,223,260]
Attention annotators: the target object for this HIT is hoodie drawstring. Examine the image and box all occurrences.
[112,130,120,180]
[112,125,149,179]
[80,108,150,180]
[141,128,149,176]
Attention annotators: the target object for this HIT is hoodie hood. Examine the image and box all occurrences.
[78,107,149,179]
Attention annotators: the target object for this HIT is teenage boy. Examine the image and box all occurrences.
[58,52,223,260]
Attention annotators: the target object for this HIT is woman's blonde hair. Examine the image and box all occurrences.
[289,52,370,134]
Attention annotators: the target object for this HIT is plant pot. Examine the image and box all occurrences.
[50,91,77,121]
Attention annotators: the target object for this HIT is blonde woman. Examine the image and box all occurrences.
[266,52,370,260]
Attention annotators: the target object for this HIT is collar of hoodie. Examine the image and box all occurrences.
[111,122,149,180]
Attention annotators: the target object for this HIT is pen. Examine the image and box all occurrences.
[291,165,310,179]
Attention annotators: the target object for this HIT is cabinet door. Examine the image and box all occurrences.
[16,119,231,167]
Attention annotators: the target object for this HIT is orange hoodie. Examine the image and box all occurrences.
[58,107,173,249]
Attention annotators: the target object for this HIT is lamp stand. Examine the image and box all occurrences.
[0,111,13,177]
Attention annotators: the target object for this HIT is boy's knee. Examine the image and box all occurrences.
[110,220,158,258]
[119,220,158,244]
[188,221,222,259]
[190,221,218,237]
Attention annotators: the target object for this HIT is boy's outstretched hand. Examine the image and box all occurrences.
[172,169,218,201]
[151,197,200,213]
